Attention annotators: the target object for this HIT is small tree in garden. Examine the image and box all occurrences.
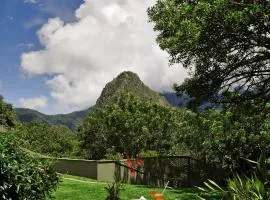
[0,132,59,200]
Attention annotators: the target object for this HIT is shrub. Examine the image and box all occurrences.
[0,133,59,200]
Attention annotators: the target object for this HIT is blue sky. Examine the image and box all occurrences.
[0,0,83,113]
[0,0,186,114]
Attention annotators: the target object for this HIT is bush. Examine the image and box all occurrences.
[0,133,59,200]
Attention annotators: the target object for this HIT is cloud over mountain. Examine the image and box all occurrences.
[19,96,47,110]
[20,0,187,113]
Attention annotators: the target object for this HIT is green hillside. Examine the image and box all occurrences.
[15,107,92,130]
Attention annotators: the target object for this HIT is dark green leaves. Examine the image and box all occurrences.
[148,0,270,106]
[0,133,59,200]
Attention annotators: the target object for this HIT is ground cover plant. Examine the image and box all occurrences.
[0,132,59,200]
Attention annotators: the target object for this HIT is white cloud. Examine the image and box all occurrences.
[24,0,39,4]
[19,96,48,109]
[21,0,187,113]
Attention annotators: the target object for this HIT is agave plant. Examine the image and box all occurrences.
[197,156,270,200]
[228,175,269,200]
[104,176,124,200]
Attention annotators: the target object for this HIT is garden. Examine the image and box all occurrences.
[1,0,270,199]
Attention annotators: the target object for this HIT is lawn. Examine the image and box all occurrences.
[49,175,220,200]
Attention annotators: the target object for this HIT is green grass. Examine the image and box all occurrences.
[49,175,220,200]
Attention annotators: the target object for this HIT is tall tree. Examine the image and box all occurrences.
[148,0,270,107]
[78,92,183,159]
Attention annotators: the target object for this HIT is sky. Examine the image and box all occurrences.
[0,0,187,114]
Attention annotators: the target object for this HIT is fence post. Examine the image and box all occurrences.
[187,157,191,187]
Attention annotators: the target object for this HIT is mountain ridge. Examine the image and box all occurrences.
[15,71,176,130]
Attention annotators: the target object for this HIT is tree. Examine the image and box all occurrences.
[14,122,80,157]
[0,96,17,129]
[178,108,270,172]
[148,0,270,107]
[78,92,184,159]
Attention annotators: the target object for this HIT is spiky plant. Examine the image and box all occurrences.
[104,176,124,200]
[197,156,270,200]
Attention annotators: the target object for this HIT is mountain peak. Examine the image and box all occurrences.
[96,71,169,106]
[117,71,140,79]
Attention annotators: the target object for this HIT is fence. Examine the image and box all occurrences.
[53,156,226,187]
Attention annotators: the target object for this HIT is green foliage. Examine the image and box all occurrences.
[148,0,270,106]
[227,175,269,200]
[0,132,59,200]
[79,92,184,159]
[0,96,17,130]
[15,107,92,131]
[177,107,270,172]
[104,177,124,200]
[13,122,80,157]
[199,176,269,200]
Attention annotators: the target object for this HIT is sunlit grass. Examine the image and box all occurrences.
[49,174,219,200]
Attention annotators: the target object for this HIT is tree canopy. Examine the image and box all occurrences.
[178,108,270,171]
[148,0,270,107]
[78,92,184,159]
[0,96,17,130]
[14,122,80,157]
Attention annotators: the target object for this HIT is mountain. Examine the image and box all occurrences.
[15,107,92,130]
[16,71,171,129]
[96,71,170,106]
